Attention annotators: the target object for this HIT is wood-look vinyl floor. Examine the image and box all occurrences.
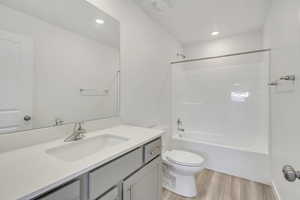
[162,169,276,200]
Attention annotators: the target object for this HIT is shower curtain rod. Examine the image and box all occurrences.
[170,48,271,64]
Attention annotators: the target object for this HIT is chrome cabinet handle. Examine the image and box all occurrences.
[150,146,161,156]
[282,165,300,182]
[129,186,132,200]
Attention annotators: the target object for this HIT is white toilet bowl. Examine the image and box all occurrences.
[162,150,205,197]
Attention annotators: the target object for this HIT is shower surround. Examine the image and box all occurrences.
[171,50,270,183]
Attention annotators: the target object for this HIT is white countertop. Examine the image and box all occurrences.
[0,125,163,200]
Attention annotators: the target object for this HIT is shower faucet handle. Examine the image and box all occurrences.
[177,118,185,132]
[177,118,182,125]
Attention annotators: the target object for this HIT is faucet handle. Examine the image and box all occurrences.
[55,118,64,126]
[73,121,82,131]
[177,118,182,125]
[74,121,84,126]
[79,121,86,125]
[77,121,86,133]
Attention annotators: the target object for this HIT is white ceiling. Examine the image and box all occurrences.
[134,0,271,44]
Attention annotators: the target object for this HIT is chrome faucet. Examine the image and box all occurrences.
[64,121,86,142]
[177,118,185,132]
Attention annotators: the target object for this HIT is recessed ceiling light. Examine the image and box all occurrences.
[211,31,219,36]
[96,19,105,24]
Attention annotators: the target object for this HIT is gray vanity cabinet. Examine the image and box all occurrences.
[123,157,161,200]
[37,180,80,200]
[34,138,162,200]
[89,148,143,200]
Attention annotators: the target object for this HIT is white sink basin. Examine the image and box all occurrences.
[46,134,128,162]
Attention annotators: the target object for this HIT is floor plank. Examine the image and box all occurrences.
[162,169,275,200]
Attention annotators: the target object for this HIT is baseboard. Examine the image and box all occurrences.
[205,166,270,185]
[271,182,281,200]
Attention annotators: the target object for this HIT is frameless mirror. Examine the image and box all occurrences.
[0,0,120,134]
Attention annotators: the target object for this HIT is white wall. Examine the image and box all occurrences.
[264,0,300,199]
[86,0,181,129]
[0,4,119,128]
[183,30,263,58]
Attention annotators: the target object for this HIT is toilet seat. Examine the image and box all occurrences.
[165,150,204,167]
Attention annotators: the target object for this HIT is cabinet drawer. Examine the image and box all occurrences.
[144,138,161,163]
[97,187,119,200]
[37,180,80,200]
[89,148,143,200]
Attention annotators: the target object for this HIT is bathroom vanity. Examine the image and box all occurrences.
[0,126,163,200]
[38,141,161,200]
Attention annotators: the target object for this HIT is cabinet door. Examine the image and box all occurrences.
[37,180,80,200]
[123,157,161,200]
[97,187,120,200]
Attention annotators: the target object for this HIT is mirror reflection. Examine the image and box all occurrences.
[0,0,120,134]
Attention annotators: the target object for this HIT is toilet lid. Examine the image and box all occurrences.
[165,150,205,167]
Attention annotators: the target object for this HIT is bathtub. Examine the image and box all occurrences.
[172,132,271,184]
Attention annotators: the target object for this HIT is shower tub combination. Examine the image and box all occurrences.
[172,132,270,184]
[171,50,271,184]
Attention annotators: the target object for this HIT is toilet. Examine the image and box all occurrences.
[162,149,205,197]
[152,126,206,197]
